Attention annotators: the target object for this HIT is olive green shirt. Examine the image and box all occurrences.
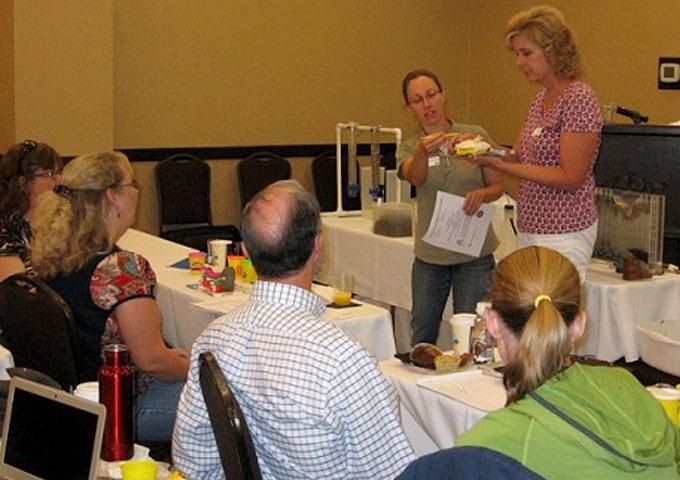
[398,120,498,265]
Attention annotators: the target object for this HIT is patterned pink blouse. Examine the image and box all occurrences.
[517,81,602,234]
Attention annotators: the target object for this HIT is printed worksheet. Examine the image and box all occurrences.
[422,191,493,257]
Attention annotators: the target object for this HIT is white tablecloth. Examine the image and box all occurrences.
[318,215,414,311]
[576,265,680,362]
[118,229,396,361]
[380,358,505,457]
[318,215,680,363]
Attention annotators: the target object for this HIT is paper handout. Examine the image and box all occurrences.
[422,191,493,257]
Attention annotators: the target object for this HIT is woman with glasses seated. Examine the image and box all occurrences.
[398,69,503,347]
[31,151,189,443]
[0,140,62,282]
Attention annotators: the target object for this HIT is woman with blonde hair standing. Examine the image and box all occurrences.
[471,6,602,279]
[31,151,188,443]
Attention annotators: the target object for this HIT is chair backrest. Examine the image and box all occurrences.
[396,446,543,479]
[237,152,291,209]
[155,154,212,234]
[0,274,79,391]
[199,351,262,480]
[311,152,362,212]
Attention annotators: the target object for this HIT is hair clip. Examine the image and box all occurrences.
[53,184,72,199]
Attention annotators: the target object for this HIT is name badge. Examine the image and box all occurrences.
[428,155,441,167]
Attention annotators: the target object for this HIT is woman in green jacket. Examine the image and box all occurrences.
[454,246,680,478]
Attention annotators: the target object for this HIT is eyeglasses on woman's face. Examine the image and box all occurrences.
[30,169,62,180]
[118,179,141,191]
[408,89,442,107]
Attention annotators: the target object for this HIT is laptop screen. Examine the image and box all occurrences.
[0,377,106,480]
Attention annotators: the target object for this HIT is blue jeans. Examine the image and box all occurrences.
[411,255,495,346]
[135,379,185,443]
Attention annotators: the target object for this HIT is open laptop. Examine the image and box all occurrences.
[0,376,106,480]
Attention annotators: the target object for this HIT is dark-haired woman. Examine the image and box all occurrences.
[0,140,62,282]
[452,246,680,477]
[398,69,503,346]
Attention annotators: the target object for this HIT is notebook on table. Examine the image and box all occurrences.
[0,376,106,480]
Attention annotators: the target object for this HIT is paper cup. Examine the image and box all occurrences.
[74,381,99,403]
[647,385,680,426]
[188,251,207,275]
[208,239,232,272]
[332,273,354,306]
[121,459,157,480]
[448,313,475,354]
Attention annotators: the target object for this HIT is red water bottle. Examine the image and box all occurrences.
[99,344,134,461]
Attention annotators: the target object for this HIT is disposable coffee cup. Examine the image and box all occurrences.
[647,384,680,426]
[121,458,157,480]
[74,381,99,403]
[332,273,354,306]
[448,313,475,354]
[208,239,232,272]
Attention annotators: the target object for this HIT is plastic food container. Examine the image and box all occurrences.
[638,320,680,376]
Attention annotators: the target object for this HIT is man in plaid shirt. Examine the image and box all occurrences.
[173,180,414,479]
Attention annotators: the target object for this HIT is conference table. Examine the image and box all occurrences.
[317,214,680,363]
[117,229,396,361]
[380,358,506,457]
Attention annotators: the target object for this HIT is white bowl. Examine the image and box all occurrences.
[638,320,680,376]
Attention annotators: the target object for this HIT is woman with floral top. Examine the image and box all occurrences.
[470,6,603,279]
[31,151,188,443]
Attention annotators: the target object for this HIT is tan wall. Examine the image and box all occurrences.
[113,0,475,147]
[0,1,14,152]
[467,0,680,145]
[13,0,114,155]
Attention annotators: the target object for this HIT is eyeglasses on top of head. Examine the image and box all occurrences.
[408,90,442,106]
[18,140,38,164]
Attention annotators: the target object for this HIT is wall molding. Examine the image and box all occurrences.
[118,143,397,162]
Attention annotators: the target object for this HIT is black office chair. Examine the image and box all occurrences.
[0,274,79,392]
[397,446,543,479]
[311,151,362,212]
[237,152,291,209]
[155,153,241,251]
[199,351,262,480]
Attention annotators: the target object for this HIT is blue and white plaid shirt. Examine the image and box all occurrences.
[172,280,414,479]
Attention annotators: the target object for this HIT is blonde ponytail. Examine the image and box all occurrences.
[504,300,572,403]
[490,247,581,404]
